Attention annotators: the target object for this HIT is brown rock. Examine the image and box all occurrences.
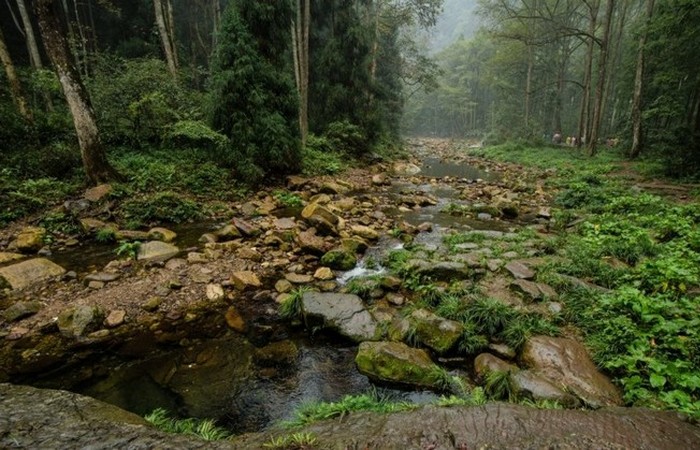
[105,310,126,328]
[206,284,225,301]
[84,184,112,202]
[275,279,293,293]
[232,218,260,237]
[505,261,535,280]
[225,306,246,332]
[473,353,519,381]
[230,271,262,290]
[350,225,379,241]
[285,273,313,284]
[148,227,177,243]
[13,227,46,253]
[80,218,107,234]
[296,229,327,255]
[313,267,334,280]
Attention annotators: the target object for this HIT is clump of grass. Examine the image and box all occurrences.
[279,287,312,320]
[484,370,515,402]
[144,408,229,441]
[263,432,318,449]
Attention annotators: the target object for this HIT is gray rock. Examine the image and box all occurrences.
[408,309,463,354]
[231,218,261,237]
[473,353,518,381]
[505,261,535,279]
[302,292,378,342]
[510,370,580,407]
[3,301,43,322]
[407,260,470,281]
[57,305,104,338]
[137,241,179,261]
[511,279,542,300]
[521,336,623,407]
[0,258,66,290]
[84,272,121,284]
[355,341,441,389]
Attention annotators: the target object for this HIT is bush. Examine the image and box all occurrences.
[120,191,203,227]
[325,120,368,155]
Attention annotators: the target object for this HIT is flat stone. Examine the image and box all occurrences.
[409,309,463,354]
[137,241,179,261]
[274,217,296,230]
[3,301,43,322]
[115,230,150,241]
[105,310,126,328]
[313,267,334,280]
[187,252,208,264]
[88,281,105,289]
[231,218,261,237]
[486,259,503,271]
[407,260,470,281]
[285,273,313,284]
[230,271,261,290]
[214,224,241,241]
[488,343,517,360]
[79,218,107,234]
[355,341,441,389]
[296,229,327,255]
[148,227,177,243]
[0,252,23,264]
[510,370,580,407]
[505,261,535,279]
[350,225,379,241]
[165,258,187,270]
[275,279,293,293]
[84,272,120,283]
[57,305,104,338]
[0,258,66,290]
[511,279,542,300]
[302,292,378,342]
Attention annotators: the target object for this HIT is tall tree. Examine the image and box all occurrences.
[629,0,655,158]
[34,0,121,184]
[587,0,615,156]
[154,0,178,76]
[0,25,32,122]
[15,0,43,68]
[291,0,310,146]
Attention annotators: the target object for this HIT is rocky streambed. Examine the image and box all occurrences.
[0,138,698,448]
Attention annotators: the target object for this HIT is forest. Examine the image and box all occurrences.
[1,0,700,448]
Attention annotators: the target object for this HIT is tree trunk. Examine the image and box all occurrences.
[630,0,655,158]
[34,0,121,185]
[212,0,221,48]
[154,0,177,76]
[292,0,310,146]
[588,0,614,156]
[577,1,599,148]
[16,0,43,68]
[524,44,533,129]
[0,26,33,122]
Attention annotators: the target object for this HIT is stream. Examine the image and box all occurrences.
[15,150,516,433]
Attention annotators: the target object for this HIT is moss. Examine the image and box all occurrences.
[320,249,357,271]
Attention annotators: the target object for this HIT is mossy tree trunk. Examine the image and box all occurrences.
[0,26,33,122]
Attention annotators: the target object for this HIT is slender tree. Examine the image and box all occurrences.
[0,25,33,122]
[291,0,310,146]
[588,0,615,156]
[15,0,43,68]
[34,0,121,184]
[629,0,655,158]
[154,0,178,76]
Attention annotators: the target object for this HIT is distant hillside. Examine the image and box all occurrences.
[429,0,481,52]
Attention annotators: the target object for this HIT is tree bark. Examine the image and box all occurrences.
[0,26,33,122]
[587,0,615,156]
[15,0,43,68]
[34,0,121,185]
[630,0,655,158]
[577,0,599,148]
[154,0,177,76]
[292,0,310,146]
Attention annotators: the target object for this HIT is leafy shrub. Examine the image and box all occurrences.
[144,408,229,441]
[301,135,344,176]
[325,120,367,155]
[120,191,203,226]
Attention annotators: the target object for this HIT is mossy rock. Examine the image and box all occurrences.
[321,249,357,271]
[408,309,463,354]
[355,341,442,389]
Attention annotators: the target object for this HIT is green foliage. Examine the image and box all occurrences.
[95,228,117,243]
[282,390,417,428]
[164,120,229,152]
[273,190,303,208]
[39,212,81,236]
[120,192,203,226]
[0,172,80,226]
[144,408,229,441]
[263,432,318,449]
[383,249,413,275]
[484,370,515,401]
[280,287,312,320]
[325,120,368,156]
[301,136,344,176]
[209,1,300,184]
[115,241,141,260]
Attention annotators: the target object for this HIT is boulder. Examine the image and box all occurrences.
[302,292,377,342]
[319,181,349,195]
[3,301,43,322]
[136,241,179,261]
[355,341,441,389]
[230,271,262,290]
[505,261,535,280]
[0,252,23,264]
[473,353,518,381]
[521,336,623,407]
[392,162,421,176]
[0,258,66,290]
[301,203,339,235]
[350,225,379,241]
[407,260,470,282]
[341,237,368,254]
[148,227,177,243]
[231,218,261,237]
[215,224,241,241]
[296,229,328,255]
[320,249,357,271]
[408,309,463,354]
[510,370,580,407]
[80,218,107,234]
[57,305,104,338]
[13,227,46,253]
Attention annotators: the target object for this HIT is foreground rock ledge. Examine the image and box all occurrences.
[2,384,699,450]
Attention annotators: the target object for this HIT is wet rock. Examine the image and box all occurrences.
[510,370,580,407]
[285,273,313,284]
[0,252,23,264]
[355,341,441,389]
[84,272,121,284]
[148,227,177,242]
[407,260,470,282]
[488,343,516,360]
[301,203,339,235]
[302,292,378,342]
[115,230,150,241]
[341,237,368,254]
[505,261,535,280]
[57,305,104,338]
[79,218,107,234]
[274,217,296,230]
[320,181,349,195]
[408,309,463,354]
[137,241,179,261]
[84,184,112,201]
[274,279,293,293]
[392,162,421,176]
[521,336,623,407]
[3,301,43,322]
[320,249,357,271]
[253,340,299,368]
[0,258,66,290]
[231,217,261,237]
[350,225,379,241]
[225,307,246,332]
[296,229,327,255]
[105,310,126,328]
[313,267,334,280]
[474,353,519,381]
[12,227,46,253]
[214,224,241,241]
[230,271,262,290]
[206,284,225,301]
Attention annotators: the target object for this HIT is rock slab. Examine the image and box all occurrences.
[0,258,66,290]
[355,341,441,389]
[302,292,377,342]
